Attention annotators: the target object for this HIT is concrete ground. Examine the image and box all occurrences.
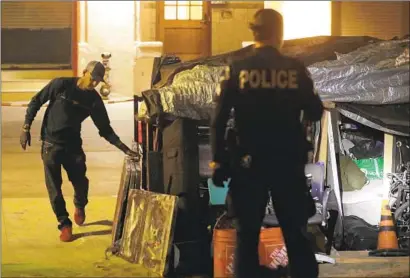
[1,102,156,277]
[1,103,409,277]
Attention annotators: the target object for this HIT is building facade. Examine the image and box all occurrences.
[1,1,409,97]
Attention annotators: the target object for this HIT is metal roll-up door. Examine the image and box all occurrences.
[340,2,407,40]
[1,1,74,68]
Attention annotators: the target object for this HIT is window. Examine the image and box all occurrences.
[164,1,203,20]
[282,1,331,40]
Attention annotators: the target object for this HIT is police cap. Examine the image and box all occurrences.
[85,61,106,83]
[249,8,283,32]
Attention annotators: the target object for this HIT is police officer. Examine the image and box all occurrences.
[210,9,323,278]
[20,61,139,242]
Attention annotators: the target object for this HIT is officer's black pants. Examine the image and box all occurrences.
[41,141,89,224]
[228,163,318,278]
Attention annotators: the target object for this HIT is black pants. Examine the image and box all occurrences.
[228,163,318,278]
[41,141,89,225]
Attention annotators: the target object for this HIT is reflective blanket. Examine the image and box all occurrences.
[138,36,409,122]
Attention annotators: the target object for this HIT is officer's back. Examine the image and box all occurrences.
[210,9,323,278]
[231,50,322,164]
[211,9,323,171]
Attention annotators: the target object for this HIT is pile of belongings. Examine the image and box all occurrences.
[139,35,409,122]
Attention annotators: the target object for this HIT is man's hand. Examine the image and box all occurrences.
[323,101,335,109]
[20,125,31,150]
[125,149,140,160]
[117,142,140,160]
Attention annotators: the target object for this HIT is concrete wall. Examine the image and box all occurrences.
[78,1,264,97]
[78,1,162,97]
[211,2,264,55]
[139,1,157,42]
[78,1,136,97]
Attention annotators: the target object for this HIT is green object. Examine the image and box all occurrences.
[354,157,384,180]
[340,156,367,192]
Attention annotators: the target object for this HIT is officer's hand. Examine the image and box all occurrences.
[211,166,230,188]
[20,129,31,151]
[323,101,335,109]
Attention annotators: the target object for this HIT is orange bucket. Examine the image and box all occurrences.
[213,227,288,277]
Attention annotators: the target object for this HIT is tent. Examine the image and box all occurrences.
[135,35,410,251]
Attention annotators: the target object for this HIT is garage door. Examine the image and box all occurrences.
[340,1,408,40]
[1,1,74,68]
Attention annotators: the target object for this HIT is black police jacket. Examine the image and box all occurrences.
[210,46,324,166]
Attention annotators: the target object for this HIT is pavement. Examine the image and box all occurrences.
[1,102,156,277]
[2,197,155,277]
[1,102,410,277]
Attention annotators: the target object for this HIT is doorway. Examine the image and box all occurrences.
[156,1,212,62]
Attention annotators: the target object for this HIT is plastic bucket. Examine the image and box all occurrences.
[213,227,288,277]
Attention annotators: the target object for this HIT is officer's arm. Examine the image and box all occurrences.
[210,66,236,164]
[299,66,324,122]
[90,96,130,152]
[24,78,60,129]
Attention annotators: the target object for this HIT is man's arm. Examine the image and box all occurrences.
[299,65,324,122]
[24,78,59,128]
[210,65,236,164]
[90,96,136,155]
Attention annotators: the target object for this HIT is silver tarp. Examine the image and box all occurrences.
[309,38,409,105]
[139,65,225,121]
[338,107,409,137]
[335,103,410,137]
[138,38,409,121]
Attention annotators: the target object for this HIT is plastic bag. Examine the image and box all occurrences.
[342,215,379,251]
[354,157,384,180]
[350,140,384,160]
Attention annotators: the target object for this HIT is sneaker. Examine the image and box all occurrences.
[74,208,86,226]
[59,225,73,242]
